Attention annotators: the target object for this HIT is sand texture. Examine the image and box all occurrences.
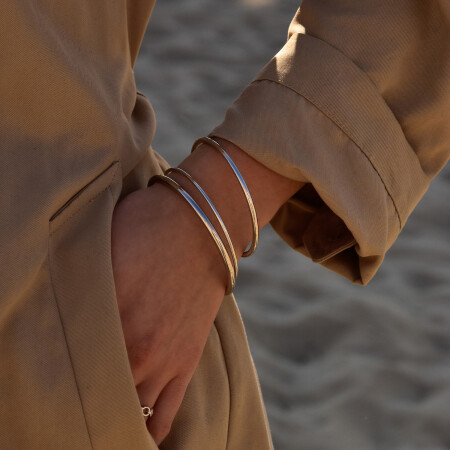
[134,1,450,448]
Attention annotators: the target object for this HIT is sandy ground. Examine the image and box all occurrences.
[134,2,450,449]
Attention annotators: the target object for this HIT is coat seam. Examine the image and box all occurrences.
[250,78,403,228]
[213,322,231,450]
[47,241,94,450]
[49,162,120,235]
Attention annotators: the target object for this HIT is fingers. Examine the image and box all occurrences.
[136,381,160,426]
[142,376,189,445]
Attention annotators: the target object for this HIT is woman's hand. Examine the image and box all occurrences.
[111,140,304,445]
[111,183,229,445]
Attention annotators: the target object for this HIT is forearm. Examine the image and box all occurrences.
[177,137,305,260]
[111,138,304,444]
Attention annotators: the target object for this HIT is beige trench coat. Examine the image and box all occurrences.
[0,1,448,448]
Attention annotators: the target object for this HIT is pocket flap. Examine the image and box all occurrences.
[50,161,120,233]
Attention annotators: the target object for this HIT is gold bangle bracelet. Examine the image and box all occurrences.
[165,167,238,278]
[148,174,236,294]
[191,136,259,257]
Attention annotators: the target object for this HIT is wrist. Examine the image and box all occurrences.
[114,183,230,294]
[177,143,252,259]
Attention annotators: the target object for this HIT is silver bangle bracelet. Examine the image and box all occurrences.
[165,167,238,278]
[148,174,236,294]
[191,136,259,257]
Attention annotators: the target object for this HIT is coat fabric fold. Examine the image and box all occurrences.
[0,0,448,448]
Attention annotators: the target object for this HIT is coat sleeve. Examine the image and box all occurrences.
[209,0,450,285]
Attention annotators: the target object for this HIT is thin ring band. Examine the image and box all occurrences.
[148,174,236,294]
[191,136,259,257]
[142,406,154,421]
[165,167,238,278]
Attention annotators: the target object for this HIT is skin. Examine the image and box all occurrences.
[111,138,304,445]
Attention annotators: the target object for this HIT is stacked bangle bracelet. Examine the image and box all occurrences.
[148,136,259,295]
[191,136,259,257]
[148,173,236,294]
[165,167,239,278]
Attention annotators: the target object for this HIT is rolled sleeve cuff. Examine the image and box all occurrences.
[210,33,428,285]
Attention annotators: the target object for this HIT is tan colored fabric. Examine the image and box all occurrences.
[212,0,449,285]
[0,0,448,448]
[0,1,271,449]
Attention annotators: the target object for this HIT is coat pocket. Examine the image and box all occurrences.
[50,161,121,232]
[48,161,156,449]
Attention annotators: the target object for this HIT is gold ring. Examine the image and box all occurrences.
[142,405,154,421]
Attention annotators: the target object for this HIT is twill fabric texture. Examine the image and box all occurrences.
[0,0,448,449]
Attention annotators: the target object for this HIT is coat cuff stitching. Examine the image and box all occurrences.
[249,78,403,228]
